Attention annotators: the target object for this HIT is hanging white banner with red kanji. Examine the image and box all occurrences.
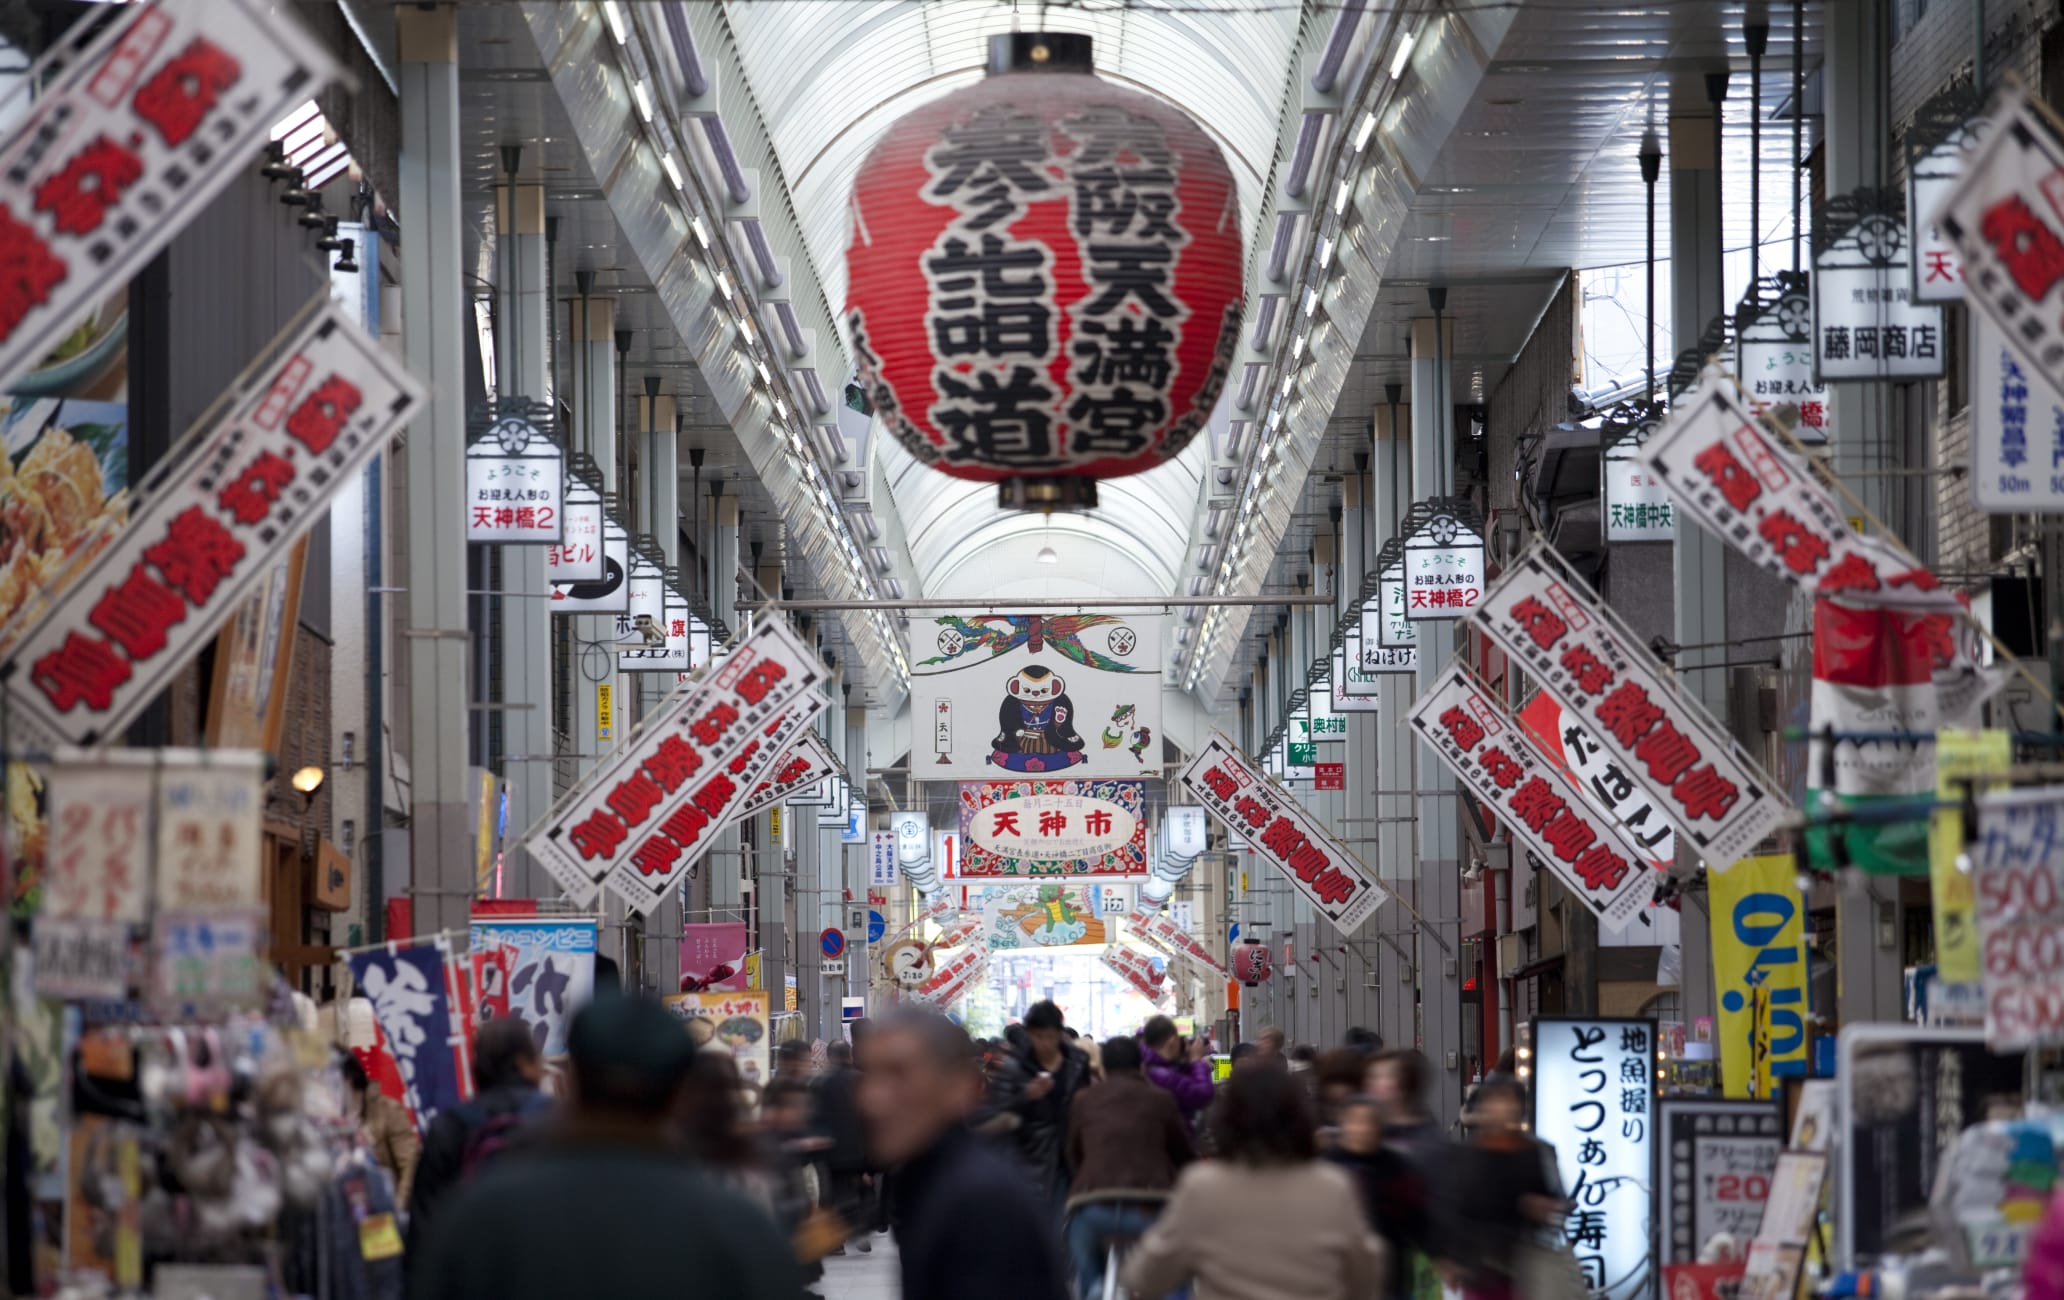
[1,301,424,746]
[0,0,342,390]
[1177,734,1387,934]
[1469,544,1791,870]
[1411,666,1659,932]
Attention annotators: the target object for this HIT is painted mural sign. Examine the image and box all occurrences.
[957,779,1149,878]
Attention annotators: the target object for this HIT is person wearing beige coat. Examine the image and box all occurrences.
[1121,1066,1386,1300]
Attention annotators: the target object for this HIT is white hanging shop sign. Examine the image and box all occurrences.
[1972,311,2064,512]
[1532,1017,1658,1300]
[1602,406,1679,540]
[1811,196,1946,382]
[1733,274,1831,445]
[1905,88,1988,303]
[550,510,630,613]
[1332,634,1380,712]
[1357,542,1420,672]
[616,549,694,675]
[546,465,607,583]
[1,301,424,747]
[1400,499,1485,619]
[464,399,565,544]
[0,0,342,389]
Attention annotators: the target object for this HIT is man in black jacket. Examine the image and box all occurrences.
[861,1008,1068,1300]
[986,999,1091,1212]
[404,1015,551,1266]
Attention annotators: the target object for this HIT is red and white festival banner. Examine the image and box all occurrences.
[726,731,841,828]
[0,0,341,389]
[439,940,478,1102]
[911,946,986,1007]
[468,944,514,1026]
[1637,369,1949,608]
[1470,545,1790,869]
[524,618,823,907]
[601,694,828,916]
[1178,734,1387,933]
[1411,667,1659,932]
[886,896,960,950]
[1102,942,1172,1005]
[1973,787,2064,1050]
[1125,905,1229,981]
[1,302,425,745]
[1931,86,2064,394]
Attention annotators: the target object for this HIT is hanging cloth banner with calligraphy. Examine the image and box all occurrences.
[1411,666,1660,932]
[469,916,597,1057]
[1101,942,1173,1006]
[1471,544,1790,870]
[464,400,564,544]
[1973,787,2064,1051]
[1125,904,1229,980]
[346,939,467,1129]
[0,301,425,747]
[523,618,825,908]
[1177,734,1387,934]
[0,0,343,390]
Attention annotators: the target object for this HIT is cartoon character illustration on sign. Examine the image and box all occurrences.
[990,665,1087,773]
[1101,703,1154,761]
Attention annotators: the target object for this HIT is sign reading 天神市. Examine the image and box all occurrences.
[1638,369,1949,607]
[463,402,564,544]
[1971,312,2064,511]
[1656,1100,1784,1265]
[957,780,1148,878]
[1532,1017,1657,1300]
[523,619,823,907]
[1973,788,2064,1050]
[911,613,1160,780]
[1471,546,1790,869]
[1,303,424,746]
[0,0,342,390]
[1411,669,1656,932]
[1178,734,1387,933]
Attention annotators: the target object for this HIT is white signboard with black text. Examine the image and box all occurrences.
[464,407,564,544]
[1971,288,2064,512]
[1534,1017,1657,1300]
[546,476,606,583]
[1403,509,1485,619]
[1812,213,1947,381]
[1735,279,1831,444]
[1604,422,1678,540]
[550,513,630,614]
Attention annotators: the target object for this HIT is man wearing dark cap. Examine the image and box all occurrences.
[860,1007,1068,1300]
[410,995,801,1300]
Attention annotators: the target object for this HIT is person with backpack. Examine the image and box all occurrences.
[404,1016,552,1265]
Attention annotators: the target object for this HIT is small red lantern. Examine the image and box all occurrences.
[845,32,1244,509]
[1233,937,1272,987]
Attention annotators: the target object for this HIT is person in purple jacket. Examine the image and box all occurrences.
[1140,1015,1216,1125]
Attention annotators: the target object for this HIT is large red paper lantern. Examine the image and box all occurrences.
[845,32,1243,509]
[1232,937,1272,987]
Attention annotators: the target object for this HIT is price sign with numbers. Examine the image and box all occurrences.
[1974,787,2064,1049]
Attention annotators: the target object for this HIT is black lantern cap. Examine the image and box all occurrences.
[988,32,1094,75]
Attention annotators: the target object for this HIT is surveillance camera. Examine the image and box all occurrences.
[635,614,667,647]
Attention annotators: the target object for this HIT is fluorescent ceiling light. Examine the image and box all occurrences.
[774,398,787,420]
[1303,286,1319,316]
[1290,333,1305,361]
[601,1,627,44]
[661,153,684,190]
[1317,235,1334,269]
[1333,177,1352,215]
[756,360,771,386]
[1390,30,1417,79]
[1354,111,1377,151]
[714,270,732,301]
[632,78,653,123]
[691,215,710,247]
[739,317,756,346]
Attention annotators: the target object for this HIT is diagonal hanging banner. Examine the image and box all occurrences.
[525,618,824,908]
[728,731,842,827]
[1125,904,1229,981]
[1,301,424,746]
[0,0,341,389]
[1410,664,1660,932]
[1178,733,1387,934]
[1468,543,1791,869]
[1931,85,2064,398]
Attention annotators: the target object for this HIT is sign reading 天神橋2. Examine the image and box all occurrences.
[1178,734,1387,934]
[912,613,1159,780]
[957,779,1148,879]
[1532,1017,1657,1300]
[0,0,342,390]
[464,400,565,545]
[522,619,824,908]
[1411,667,1659,933]
[1,302,424,747]
[1470,544,1790,870]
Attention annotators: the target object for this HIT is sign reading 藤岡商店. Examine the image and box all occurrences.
[1811,200,1945,382]
[912,614,1160,780]
[1532,1017,1657,1300]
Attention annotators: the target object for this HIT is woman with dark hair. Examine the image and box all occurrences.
[1121,1066,1383,1300]
[339,1051,419,1206]
[1444,1078,1566,1300]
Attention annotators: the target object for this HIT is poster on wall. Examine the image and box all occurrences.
[910,613,1160,780]
[468,916,597,1058]
[1656,1099,1785,1264]
[666,990,770,1088]
[957,779,1149,879]
[1532,1017,1656,1300]
[1973,786,2064,1050]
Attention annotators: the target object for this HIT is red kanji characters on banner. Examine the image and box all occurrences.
[630,837,679,877]
[659,801,709,851]
[991,810,1021,837]
[1286,840,1330,883]
[1439,705,1486,751]
[604,771,663,828]
[131,37,242,147]
[1201,767,1237,800]
[568,809,627,862]
[1480,746,1525,790]
[1510,777,1566,835]
[691,774,736,819]
[1595,681,1665,749]
[643,735,703,793]
[1234,796,1271,829]
[1693,441,1763,511]
[1261,815,1301,858]
[735,659,788,706]
[1819,552,1882,595]
[1634,721,1700,785]
[1756,509,1831,576]
[1311,867,1357,905]
[1542,811,1597,863]
[1509,595,1569,651]
[1673,765,1741,820]
[691,702,740,748]
[88,564,187,660]
[33,136,142,236]
[0,205,68,342]
[31,632,132,712]
[1980,194,2064,303]
[144,506,246,605]
[217,450,294,524]
[1559,645,1615,696]
[1573,843,1631,892]
[284,374,362,456]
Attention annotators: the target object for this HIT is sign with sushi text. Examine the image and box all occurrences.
[1470,546,1789,869]
[1178,734,1386,933]
[1412,668,1656,932]
[910,613,1160,780]
[1,302,424,746]
[524,619,824,909]
[0,0,341,389]
[1533,1017,1657,1300]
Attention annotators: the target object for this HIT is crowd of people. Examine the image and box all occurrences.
[365,993,1571,1300]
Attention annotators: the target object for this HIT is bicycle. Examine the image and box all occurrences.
[1062,1188,1176,1300]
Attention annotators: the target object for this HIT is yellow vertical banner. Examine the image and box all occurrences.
[597,683,614,741]
[1709,853,1809,1098]
[1929,730,2011,985]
